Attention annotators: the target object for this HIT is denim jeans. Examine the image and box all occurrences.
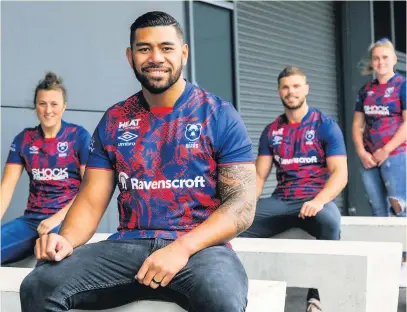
[1,215,61,264]
[239,195,342,302]
[20,238,248,312]
[360,153,406,217]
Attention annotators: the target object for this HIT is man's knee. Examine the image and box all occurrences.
[315,204,341,239]
[20,264,65,305]
[193,280,248,312]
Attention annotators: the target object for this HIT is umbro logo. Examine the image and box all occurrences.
[118,132,138,147]
[29,146,39,154]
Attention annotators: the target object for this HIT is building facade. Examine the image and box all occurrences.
[2,1,406,231]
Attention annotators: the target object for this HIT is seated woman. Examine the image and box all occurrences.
[1,72,91,264]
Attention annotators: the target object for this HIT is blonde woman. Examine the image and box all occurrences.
[353,38,406,218]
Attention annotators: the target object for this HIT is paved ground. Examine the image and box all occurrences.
[284,287,406,312]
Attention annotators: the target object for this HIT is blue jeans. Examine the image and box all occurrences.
[239,196,341,301]
[20,239,248,312]
[360,153,406,217]
[1,215,61,264]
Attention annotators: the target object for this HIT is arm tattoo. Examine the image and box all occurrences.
[218,164,256,233]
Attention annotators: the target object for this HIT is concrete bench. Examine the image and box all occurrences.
[4,233,403,311]
[232,238,402,312]
[0,267,286,312]
[274,216,407,251]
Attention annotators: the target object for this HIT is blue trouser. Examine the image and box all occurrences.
[360,153,406,217]
[239,195,341,302]
[20,238,248,312]
[1,215,61,264]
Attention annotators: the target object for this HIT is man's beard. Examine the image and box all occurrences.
[132,59,183,95]
[281,96,305,110]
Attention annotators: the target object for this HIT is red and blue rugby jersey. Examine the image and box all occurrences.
[258,107,346,200]
[355,73,406,155]
[6,120,91,217]
[87,81,254,240]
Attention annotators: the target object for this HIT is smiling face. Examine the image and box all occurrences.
[35,89,66,128]
[371,46,397,78]
[278,74,309,110]
[127,25,188,94]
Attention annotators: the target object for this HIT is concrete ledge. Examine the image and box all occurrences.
[273,216,407,250]
[231,238,402,312]
[0,267,286,312]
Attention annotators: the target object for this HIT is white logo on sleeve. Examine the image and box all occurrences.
[118,119,141,131]
[384,87,394,98]
[118,132,138,147]
[118,173,205,190]
[89,137,95,153]
[305,130,315,145]
[32,168,68,180]
[57,142,68,157]
[10,144,16,152]
[29,146,39,154]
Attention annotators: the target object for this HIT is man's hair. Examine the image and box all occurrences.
[277,66,307,86]
[130,11,185,49]
[34,72,67,106]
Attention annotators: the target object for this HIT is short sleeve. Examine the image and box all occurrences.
[76,127,91,165]
[354,87,365,112]
[215,104,254,165]
[400,80,406,110]
[86,114,114,170]
[319,119,347,157]
[258,125,273,156]
[6,132,24,165]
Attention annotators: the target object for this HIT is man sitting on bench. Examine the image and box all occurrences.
[240,66,348,312]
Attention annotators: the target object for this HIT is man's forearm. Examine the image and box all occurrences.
[175,164,256,256]
[314,169,348,205]
[59,194,104,248]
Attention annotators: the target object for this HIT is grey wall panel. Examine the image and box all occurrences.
[1,107,120,232]
[237,1,345,209]
[2,1,187,111]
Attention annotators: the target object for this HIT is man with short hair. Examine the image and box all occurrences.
[20,11,256,312]
[240,66,348,312]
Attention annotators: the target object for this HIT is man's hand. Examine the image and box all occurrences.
[35,233,73,262]
[136,241,190,289]
[37,215,63,236]
[372,147,390,166]
[358,150,378,169]
[299,200,324,219]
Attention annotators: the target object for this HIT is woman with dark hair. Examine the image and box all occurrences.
[1,72,91,264]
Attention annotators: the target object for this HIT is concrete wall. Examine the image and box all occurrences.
[1,1,187,231]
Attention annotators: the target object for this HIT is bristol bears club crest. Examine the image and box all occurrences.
[305,130,315,145]
[57,141,69,157]
[185,124,202,141]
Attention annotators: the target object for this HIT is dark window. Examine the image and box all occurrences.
[394,1,406,53]
[374,1,392,41]
[193,2,236,105]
